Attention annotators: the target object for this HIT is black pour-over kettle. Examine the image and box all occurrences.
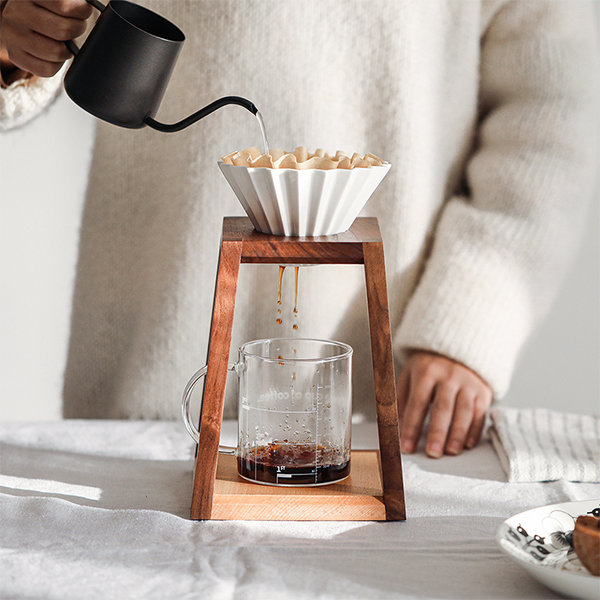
[64,0,257,131]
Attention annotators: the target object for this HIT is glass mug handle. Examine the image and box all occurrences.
[181,363,237,455]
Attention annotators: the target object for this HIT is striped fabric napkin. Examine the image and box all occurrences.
[489,406,600,483]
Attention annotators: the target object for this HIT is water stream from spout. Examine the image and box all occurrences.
[255,110,270,155]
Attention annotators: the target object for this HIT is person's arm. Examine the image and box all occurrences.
[397,0,599,457]
[0,0,92,129]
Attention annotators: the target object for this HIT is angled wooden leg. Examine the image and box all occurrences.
[363,241,406,521]
[190,238,242,519]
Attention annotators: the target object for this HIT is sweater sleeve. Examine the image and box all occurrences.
[0,64,66,131]
[395,0,599,398]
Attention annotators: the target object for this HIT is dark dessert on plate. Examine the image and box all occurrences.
[573,515,600,576]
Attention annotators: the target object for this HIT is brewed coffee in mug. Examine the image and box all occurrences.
[182,338,352,486]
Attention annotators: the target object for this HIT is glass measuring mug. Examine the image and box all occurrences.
[182,338,352,486]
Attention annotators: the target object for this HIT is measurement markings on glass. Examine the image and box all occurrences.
[315,384,321,484]
[276,470,317,482]
[242,406,315,415]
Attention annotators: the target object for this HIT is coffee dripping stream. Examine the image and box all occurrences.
[276,266,300,332]
[276,266,300,375]
[251,266,352,487]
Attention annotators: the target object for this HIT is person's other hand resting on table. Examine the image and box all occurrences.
[397,352,493,458]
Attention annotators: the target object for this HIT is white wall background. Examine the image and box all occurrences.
[1,93,94,420]
[1,8,599,420]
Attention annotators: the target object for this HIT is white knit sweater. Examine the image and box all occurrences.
[1,1,597,420]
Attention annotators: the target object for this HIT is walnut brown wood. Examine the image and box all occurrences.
[189,217,406,521]
[363,242,406,520]
[190,239,242,519]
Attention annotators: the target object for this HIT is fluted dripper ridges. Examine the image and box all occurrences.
[218,162,391,236]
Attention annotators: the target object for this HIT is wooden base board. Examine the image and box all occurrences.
[207,450,386,521]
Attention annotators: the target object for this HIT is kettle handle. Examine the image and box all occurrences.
[65,0,106,56]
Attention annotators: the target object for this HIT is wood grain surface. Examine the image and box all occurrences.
[224,216,381,264]
[190,239,242,519]
[363,241,406,520]
[211,450,386,521]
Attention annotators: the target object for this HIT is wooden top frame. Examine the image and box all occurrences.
[222,217,382,264]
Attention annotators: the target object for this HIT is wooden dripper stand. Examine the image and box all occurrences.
[189,216,405,521]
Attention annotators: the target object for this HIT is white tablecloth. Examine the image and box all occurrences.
[1,420,598,599]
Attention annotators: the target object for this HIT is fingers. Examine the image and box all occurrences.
[2,0,91,76]
[30,2,90,41]
[23,31,73,63]
[444,388,475,455]
[35,0,94,21]
[465,393,492,449]
[425,384,457,458]
[5,48,64,77]
[400,374,436,454]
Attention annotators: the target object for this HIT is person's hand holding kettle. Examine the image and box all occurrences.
[0,0,94,83]
[2,0,258,129]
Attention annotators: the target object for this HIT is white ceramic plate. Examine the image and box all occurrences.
[496,499,600,599]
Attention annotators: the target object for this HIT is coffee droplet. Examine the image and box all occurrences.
[293,266,299,314]
[292,267,300,332]
[277,265,285,306]
[275,266,285,325]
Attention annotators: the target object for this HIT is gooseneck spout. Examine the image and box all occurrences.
[143,96,258,133]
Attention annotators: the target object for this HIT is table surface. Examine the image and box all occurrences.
[1,420,598,600]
